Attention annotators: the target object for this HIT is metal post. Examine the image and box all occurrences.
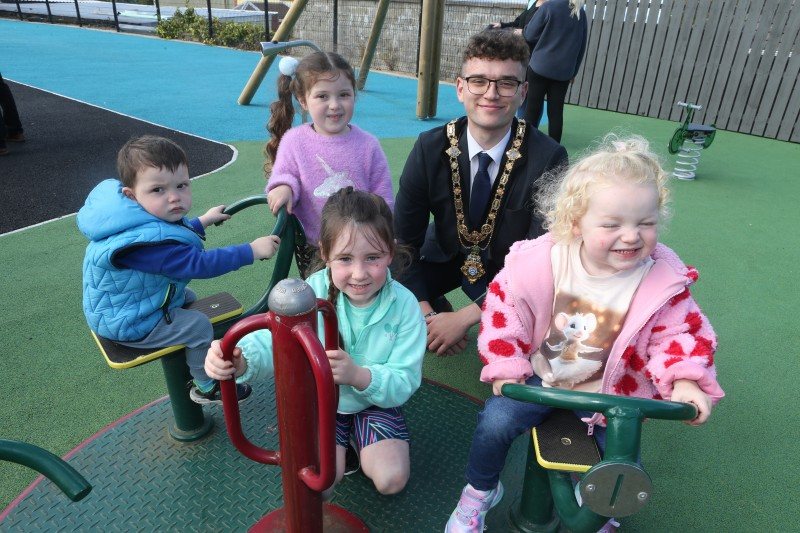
[206,0,213,38]
[72,0,82,27]
[44,0,53,23]
[14,0,22,20]
[332,0,339,50]
[155,0,161,23]
[160,351,214,441]
[509,436,560,532]
[110,0,120,32]
[356,0,390,90]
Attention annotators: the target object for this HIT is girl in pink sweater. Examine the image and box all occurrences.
[263,51,393,277]
[445,135,724,533]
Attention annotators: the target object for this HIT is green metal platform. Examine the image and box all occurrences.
[1,380,528,532]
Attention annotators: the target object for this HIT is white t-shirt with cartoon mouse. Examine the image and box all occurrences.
[531,241,653,392]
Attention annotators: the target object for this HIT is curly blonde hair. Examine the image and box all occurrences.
[535,134,671,243]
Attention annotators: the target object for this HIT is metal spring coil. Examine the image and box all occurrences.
[673,137,706,180]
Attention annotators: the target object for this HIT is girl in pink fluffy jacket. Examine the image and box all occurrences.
[445,135,724,533]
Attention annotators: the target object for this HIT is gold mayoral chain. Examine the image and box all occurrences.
[446,118,526,284]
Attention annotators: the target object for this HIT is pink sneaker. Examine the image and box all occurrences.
[597,518,620,532]
[445,482,504,533]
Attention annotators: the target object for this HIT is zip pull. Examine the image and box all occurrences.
[162,284,176,324]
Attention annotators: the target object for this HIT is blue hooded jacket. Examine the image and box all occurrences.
[78,179,204,341]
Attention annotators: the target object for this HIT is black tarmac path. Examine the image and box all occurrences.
[0,81,234,234]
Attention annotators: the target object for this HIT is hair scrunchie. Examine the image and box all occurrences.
[279,56,299,77]
[611,140,630,152]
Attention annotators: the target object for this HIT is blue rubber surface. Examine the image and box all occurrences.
[0,19,466,142]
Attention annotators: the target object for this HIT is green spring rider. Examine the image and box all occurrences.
[668,101,716,180]
[500,384,697,533]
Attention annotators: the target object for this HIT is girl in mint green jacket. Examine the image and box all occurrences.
[205,187,426,496]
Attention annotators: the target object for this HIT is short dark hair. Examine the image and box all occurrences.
[461,28,530,70]
[117,135,188,188]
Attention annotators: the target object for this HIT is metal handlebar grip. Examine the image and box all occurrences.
[501,384,697,421]
[218,314,281,465]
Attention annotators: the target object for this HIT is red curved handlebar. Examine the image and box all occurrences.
[293,324,336,491]
[218,300,341,494]
[316,298,339,351]
[219,314,280,465]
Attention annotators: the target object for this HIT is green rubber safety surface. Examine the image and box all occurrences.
[2,380,528,533]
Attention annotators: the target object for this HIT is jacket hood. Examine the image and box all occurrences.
[77,179,179,242]
[650,242,699,286]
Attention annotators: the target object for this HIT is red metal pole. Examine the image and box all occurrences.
[267,302,330,530]
[219,279,368,533]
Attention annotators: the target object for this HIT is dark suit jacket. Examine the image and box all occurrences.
[394,116,568,303]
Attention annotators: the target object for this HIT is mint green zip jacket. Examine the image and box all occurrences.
[237,268,426,414]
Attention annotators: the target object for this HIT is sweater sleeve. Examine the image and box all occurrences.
[236,329,276,383]
[641,288,725,403]
[573,15,588,77]
[266,128,303,206]
[523,5,546,49]
[393,136,433,302]
[478,272,536,383]
[116,243,254,279]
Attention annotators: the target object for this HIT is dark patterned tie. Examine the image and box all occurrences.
[469,152,493,228]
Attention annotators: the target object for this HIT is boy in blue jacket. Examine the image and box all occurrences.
[78,135,280,404]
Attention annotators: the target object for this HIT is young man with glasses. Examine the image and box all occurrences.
[394,28,567,357]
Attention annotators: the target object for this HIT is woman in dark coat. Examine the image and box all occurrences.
[523,0,587,142]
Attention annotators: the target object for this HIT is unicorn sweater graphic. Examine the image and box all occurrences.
[265,123,394,242]
[313,154,354,197]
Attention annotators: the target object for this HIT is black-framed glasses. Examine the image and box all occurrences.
[463,77,523,97]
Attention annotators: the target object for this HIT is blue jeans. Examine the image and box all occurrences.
[465,375,607,491]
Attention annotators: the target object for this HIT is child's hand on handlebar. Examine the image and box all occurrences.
[251,235,281,260]
[267,185,293,216]
[492,377,525,396]
[199,205,232,228]
[204,339,247,381]
[671,379,712,426]
[326,349,371,391]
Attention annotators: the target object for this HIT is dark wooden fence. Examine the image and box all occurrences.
[570,0,799,143]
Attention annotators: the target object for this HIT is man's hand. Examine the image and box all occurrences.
[425,303,481,356]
